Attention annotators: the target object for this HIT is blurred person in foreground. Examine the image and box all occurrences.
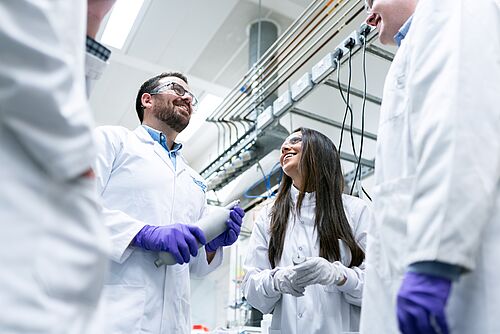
[360,0,500,333]
[0,0,116,332]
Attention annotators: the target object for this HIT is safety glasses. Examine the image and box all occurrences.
[282,134,302,147]
[150,81,199,108]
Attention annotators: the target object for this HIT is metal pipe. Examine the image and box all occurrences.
[290,107,377,140]
[210,0,346,118]
[209,0,326,120]
[217,0,363,121]
[224,0,364,120]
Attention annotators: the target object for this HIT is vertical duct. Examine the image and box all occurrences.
[248,19,278,110]
[248,20,278,67]
[244,20,278,329]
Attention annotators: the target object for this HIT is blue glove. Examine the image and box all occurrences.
[133,223,206,264]
[397,271,452,334]
[206,206,245,252]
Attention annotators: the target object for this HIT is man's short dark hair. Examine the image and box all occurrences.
[135,72,188,123]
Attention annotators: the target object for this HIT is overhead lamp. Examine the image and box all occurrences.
[100,0,145,49]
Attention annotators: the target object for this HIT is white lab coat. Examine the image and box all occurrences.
[360,0,500,333]
[0,1,109,333]
[94,125,223,334]
[243,188,371,334]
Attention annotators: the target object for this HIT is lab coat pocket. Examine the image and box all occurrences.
[170,264,191,330]
[101,285,146,334]
[269,329,281,334]
[372,177,414,280]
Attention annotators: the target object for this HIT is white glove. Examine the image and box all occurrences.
[293,257,346,287]
[272,267,306,297]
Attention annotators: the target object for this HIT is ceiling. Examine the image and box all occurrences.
[90,0,309,128]
[90,0,395,202]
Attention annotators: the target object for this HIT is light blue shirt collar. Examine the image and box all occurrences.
[143,125,182,152]
[394,15,413,46]
[143,125,182,169]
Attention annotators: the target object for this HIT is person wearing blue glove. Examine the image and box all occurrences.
[94,72,246,334]
[133,223,207,264]
[397,272,452,334]
[205,206,245,253]
[243,128,371,334]
[360,0,500,334]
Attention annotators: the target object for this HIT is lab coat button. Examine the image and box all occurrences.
[298,313,303,318]
[298,246,303,251]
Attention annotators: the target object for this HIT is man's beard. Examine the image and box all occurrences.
[154,100,190,133]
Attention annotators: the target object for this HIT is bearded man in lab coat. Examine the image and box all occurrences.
[0,1,116,333]
[94,72,245,334]
[359,0,500,333]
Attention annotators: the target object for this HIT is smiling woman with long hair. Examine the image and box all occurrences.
[242,127,372,334]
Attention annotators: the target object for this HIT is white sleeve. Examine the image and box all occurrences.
[93,127,146,263]
[85,51,108,95]
[405,0,500,271]
[337,198,371,306]
[190,246,223,278]
[0,0,95,181]
[241,206,281,314]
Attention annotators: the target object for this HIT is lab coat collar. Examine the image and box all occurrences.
[290,185,316,207]
[142,125,183,154]
[133,126,183,173]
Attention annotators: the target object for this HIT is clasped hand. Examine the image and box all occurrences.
[272,257,345,297]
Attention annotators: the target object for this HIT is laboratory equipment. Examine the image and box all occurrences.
[155,200,240,266]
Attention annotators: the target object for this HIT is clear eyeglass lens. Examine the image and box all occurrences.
[153,82,198,107]
[171,83,198,107]
[283,136,302,146]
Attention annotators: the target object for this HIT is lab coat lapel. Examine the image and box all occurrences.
[152,143,175,172]
[134,126,175,172]
[175,154,187,175]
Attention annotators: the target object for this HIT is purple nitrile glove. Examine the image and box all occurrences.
[206,206,245,252]
[397,271,452,334]
[133,223,206,264]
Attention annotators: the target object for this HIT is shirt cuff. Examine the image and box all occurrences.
[408,261,463,282]
[86,36,111,61]
[112,223,147,264]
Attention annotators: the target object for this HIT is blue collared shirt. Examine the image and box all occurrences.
[394,16,413,46]
[143,125,183,170]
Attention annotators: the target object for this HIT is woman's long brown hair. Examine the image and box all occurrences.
[268,127,364,268]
